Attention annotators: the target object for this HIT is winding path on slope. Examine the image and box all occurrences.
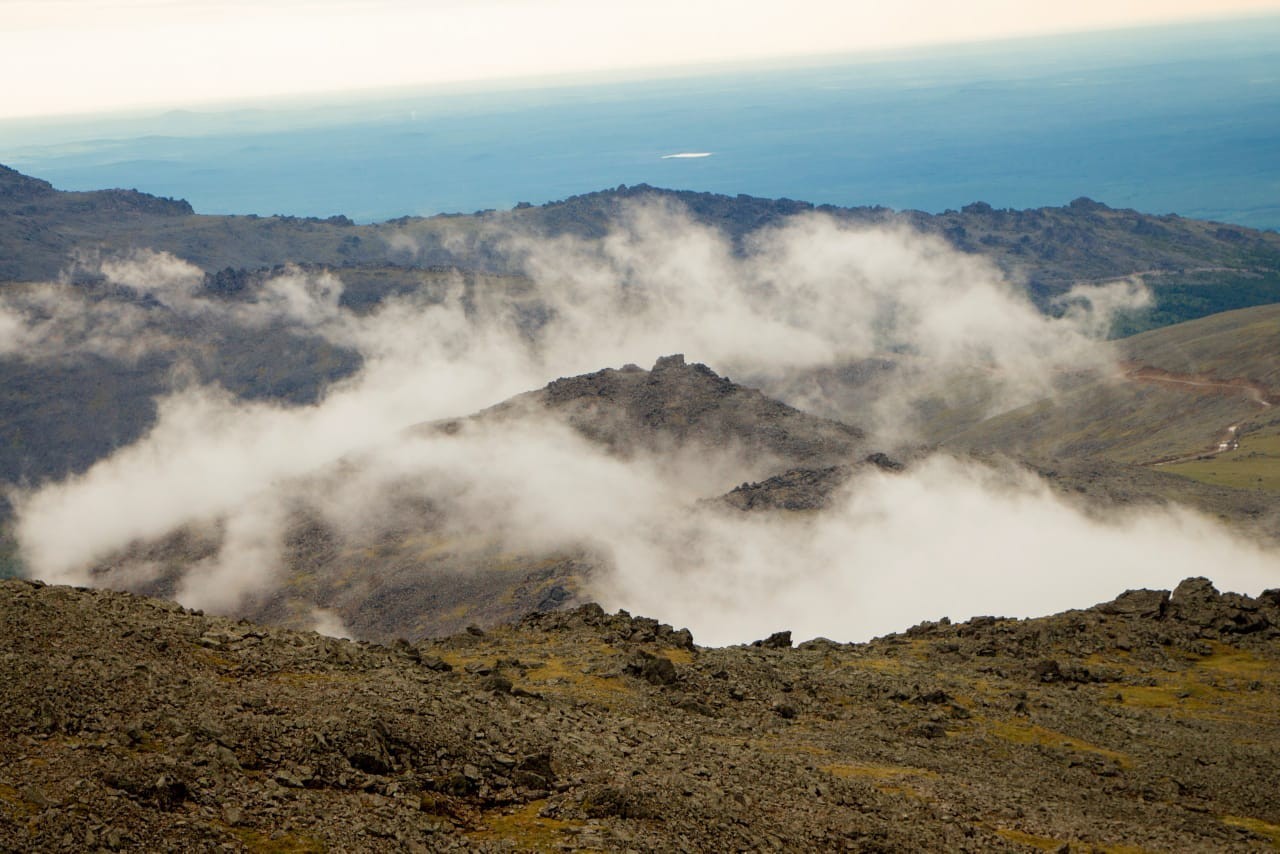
[1124,365,1276,466]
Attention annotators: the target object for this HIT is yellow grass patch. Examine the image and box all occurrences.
[1193,642,1274,679]
[657,647,695,665]
[821,763,936,781]
[990,720,1130,767]
[226,827,325,854]
[514,652,632,706]
[1101,642,1278,722]
[191,648,238,671]
[1222,815,1280,848]
[468,800,586,852]
[1114,684,1209,710]
[0,783,39,818]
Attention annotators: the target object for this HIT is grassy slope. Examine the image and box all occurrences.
[1163,421,1280,491]
[1122,302,1280,387]
[945,304,1280,457]
[938,305,1280,516]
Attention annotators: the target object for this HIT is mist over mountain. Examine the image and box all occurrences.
[5,4,1280,849]
[3,162,1279,503]
[2,165,1279,647]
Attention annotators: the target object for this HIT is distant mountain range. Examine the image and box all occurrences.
[1,163,1278,489]
[4,163,1280,323]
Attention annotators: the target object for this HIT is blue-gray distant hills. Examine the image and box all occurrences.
[4,164,1280,329]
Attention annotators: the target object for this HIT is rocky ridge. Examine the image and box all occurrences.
[3,576,1279,852]
[475,354,866,468]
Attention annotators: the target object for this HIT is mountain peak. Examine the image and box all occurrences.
[525,357,865,467]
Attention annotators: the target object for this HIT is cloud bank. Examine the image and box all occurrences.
[8,202,1276,643]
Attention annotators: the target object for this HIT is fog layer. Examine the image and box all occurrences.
[10,203,1273,643]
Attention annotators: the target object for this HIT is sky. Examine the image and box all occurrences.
[4,0,1280,120]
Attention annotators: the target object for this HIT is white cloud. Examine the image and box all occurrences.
[595,456,1280,644]
[101,250,205,308]
[12,203,1277,641]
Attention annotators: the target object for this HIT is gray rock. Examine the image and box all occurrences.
[1093,589,1170,618]
[754,631,792,649]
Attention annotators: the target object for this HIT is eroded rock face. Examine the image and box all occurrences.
[3,578,1280,852]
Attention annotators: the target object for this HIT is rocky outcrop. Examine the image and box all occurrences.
[1168,576,1278,636]
[489,354,866,469]
[719,454,905,512]
[720,465,854,511]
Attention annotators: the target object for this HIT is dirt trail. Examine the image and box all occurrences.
[1124,365,1275,409]
[1124,365,1275,466]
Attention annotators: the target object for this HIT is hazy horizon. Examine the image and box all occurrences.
[5,2,1280,120]
[3,16,1278,230]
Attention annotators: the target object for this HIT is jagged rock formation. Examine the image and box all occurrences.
[2,577,1279,852]
[474,354,865,468]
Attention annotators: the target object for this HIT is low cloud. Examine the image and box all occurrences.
[593,456,1280,644]
[12,201,1276,643]
[498,203,1148,441]
[100,250,205,308]
[1054,277,1154,339]
[174,494,289,615]
[0,282,163,362]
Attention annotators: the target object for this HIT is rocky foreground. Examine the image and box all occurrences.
[2,578,1279,853]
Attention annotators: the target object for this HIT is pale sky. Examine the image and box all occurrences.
[3,0,1280,119]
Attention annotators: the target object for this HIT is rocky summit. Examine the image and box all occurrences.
[3,577,1279,852]
[473,353,866,467]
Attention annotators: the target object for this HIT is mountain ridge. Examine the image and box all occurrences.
[4,164,1279,328]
